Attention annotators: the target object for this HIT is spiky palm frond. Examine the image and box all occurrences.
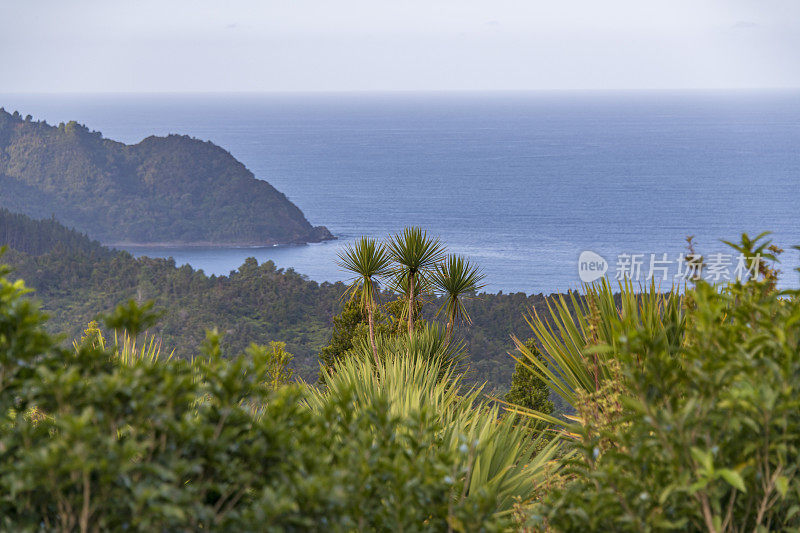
[509,277,684,429]
[337,236,392,363]
[386,227,446,334]
[73,320,173,366]
[386,227,446,275]
[112,330,174,366]
[307,351,559,518]
[432,254,486,331]
[384,269,434,298]
[346,322,467,375]
[337,236,392,310]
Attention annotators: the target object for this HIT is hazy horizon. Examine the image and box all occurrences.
[2,1,799,93]
[4,88,800,96]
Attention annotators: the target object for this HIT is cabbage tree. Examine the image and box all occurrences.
[431,254,485,343]
[386,227,445,336]
[337,237,391,364]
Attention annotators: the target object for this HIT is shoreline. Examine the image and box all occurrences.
[107,237,338,250]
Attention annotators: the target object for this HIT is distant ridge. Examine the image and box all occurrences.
[0,108,333,246]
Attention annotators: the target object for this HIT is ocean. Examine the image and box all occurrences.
[2,91,799,293]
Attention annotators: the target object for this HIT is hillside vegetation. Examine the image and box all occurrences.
[0,108,332,245]
[0,209,548,388]
[0,260,554,530]
[1,228,798,530]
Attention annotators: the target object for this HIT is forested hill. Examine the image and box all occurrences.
[0,209,111,258]
[0,108,333,246]
[0,209,550,389]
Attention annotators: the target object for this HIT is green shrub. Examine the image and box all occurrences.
[504,339,554,416]
[526,234,800,531]
[1,259,552,531]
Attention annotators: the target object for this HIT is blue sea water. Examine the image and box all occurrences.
[2,91,799,293]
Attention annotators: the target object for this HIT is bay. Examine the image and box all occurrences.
[3,91,799,293]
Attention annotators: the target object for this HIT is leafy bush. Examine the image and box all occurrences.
[0,259,555,531]
[504,339,554,416]
[521,234,800,531]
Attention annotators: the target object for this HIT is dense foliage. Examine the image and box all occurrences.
[3,204,800,530]
[503,339,554,416]
[0,108,332,245]
[0,263,554,531]
[318,296,374,373]
[513,233,800,531]
[1,209,548,388]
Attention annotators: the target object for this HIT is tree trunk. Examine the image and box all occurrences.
[407,273,415,336]
[368,301,379,365]
[445,312,454,345]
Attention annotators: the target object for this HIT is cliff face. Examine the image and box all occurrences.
[0,109,333,245]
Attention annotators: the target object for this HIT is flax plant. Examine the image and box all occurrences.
[508,277,685,429]
[306,349,559,522]
[73,320,173,365]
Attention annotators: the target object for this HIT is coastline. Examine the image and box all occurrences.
[106,225,337,249]
[107,238,337,249]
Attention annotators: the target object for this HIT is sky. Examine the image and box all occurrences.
[1,0,799,92]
